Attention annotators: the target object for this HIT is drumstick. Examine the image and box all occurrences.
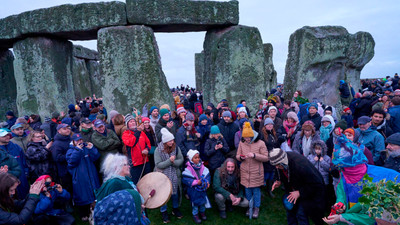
[144,189,156,206]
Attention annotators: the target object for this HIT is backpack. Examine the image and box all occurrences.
[194,101,203,114]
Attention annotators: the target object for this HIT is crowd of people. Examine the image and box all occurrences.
[0,74,400,225]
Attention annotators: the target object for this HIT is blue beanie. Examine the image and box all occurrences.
[68,104,75,111]
[239,118,248,128]
[308,102,318,110]
[150,106,158,114]
[236,104,244,109]
[210,125,220,135]
[61,117,72,126]
[199,114,208,122]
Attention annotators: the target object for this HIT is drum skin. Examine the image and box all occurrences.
[137,172,172,209]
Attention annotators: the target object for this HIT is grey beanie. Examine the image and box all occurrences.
[222,111,232,118]
[264,118,274,126]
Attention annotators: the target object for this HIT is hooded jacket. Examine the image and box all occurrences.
[51,133,71,178]
[356,127,385,165]
[236,133,269,188]
[307,140,331,185]
[122,130,150,167]
[300,112,322,130]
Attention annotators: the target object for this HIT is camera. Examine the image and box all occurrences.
[216,141,222,145]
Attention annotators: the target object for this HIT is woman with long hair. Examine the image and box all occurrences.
[0,172,44,225]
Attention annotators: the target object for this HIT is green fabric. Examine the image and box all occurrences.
[335,177,375,225]
[91,129,121,162]
[125,189,143,217]
[212,168,244,199]
[95,176,134,202]
[149,146,156,155]
[0,150,21,177]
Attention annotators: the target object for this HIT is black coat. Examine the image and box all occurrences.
[51,133,71,178]
[0,195,40,225]
[276,152,326,219]
[204,137,229,171]
[25,142,53,182]
[217,120,239,151]
[355,96,373,119]
[300,113,322,130]
[384,156,400,173]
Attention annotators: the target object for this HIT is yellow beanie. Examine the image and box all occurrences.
[241,122,254,138]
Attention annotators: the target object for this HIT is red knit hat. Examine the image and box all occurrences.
[141,117,150,123]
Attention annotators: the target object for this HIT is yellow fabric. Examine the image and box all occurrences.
[242,122,254,138]
[349,202,356,208]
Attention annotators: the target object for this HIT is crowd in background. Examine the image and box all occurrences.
[1,73,400,225]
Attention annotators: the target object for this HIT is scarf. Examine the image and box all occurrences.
[342,164,367,184]
[81,128,92,133]
[283,120,297,146]
[319,124,332,142]
[301,135,313,157]
[157,143,178,194]
[51,118,60,124]
[183,122,199,145]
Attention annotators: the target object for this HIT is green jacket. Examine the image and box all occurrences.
[91,129,121,162]
[0,149,21,177]
[213,168,244,199]
[10,136,29,154]
[95,176,142,217]
[335,176,375,225]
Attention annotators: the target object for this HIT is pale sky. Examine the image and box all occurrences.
[1,0,399,88]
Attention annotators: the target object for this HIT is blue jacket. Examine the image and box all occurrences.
[182,161,211,206]
[66,144,100,205]
[0,142,30,198]
[196,123,211,161]
[6,117,17,129]
[34,188,71,216]
[356,127,385,164]
[388,105,400,133]
[51,133,71,178]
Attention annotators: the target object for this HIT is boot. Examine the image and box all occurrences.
[219,210,227,219]
[193,214,202,224]
[253,207,259,219]
[161,211,170,224]
[199,212,207,221]
[172,208,183,219]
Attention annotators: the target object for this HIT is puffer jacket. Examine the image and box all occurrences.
[306,140,331,185]
[0,149,21,177]
[236,133,269,188]
[122,130,151,167]
[204,137,229,171]
[25,141,52,182]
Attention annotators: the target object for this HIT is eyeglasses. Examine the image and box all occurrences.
[123,163,130,167]
[33,136,42,138]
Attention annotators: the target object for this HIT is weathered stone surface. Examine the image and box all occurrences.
[195,52,204,91]
[203,25,268,113]
[263,43,277,91]
[87,60,103,97]
[73,45,99,60]
[0,49,17,117]
[126,0,239,32]
[13,37,75,119]
[283,26,374,108]
[98,25,174,115]
[72,58,92,100]
[0,2,127,48]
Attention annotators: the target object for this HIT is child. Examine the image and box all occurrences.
[182,149,211,224]
[307,140,331,186]
[32,175,75,225]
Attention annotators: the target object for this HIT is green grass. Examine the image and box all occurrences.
[74,186,287,225]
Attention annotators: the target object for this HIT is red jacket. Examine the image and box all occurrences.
[122,130,150,166]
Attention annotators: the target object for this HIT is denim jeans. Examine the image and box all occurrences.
[245,187,261,208]
[160,194,179,212]
[192,204,206,215]
[286,202,309,225]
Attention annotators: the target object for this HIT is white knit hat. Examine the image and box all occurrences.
[238,107,247,115]
[187,149,200,162]
[161,128,174,143]
[268,106,278,114]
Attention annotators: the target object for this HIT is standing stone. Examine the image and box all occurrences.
[195,52,204,91]
[72,57,92,99]
[263,43,277,91]
[98,25,173,115]
[73,45,99,60]
[87,60,103,97]
[283,26,374,109]
[203,25,268,113]
[0,49,17,117]
[13,37,75,119]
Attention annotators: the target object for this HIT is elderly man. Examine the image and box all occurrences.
[91,119,121,163]
[80,118,94,142]
[356,116,385,165]
[213,158,248,219]
[383,133,400,172]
